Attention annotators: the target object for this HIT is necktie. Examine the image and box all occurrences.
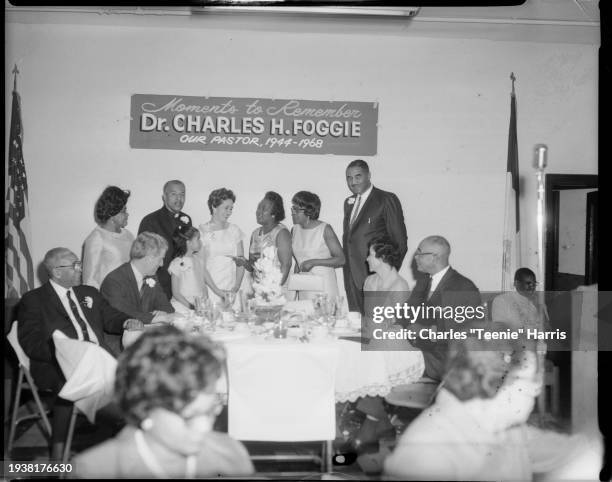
[67,290,91,342]
[424,275,433,301]
[349,195,361,226]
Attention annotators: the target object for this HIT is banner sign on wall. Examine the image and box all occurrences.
[130,94,378,155]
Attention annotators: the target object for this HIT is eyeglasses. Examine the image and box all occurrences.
[290,206,305,214]
[415,252,436,257]
[55,261,82,271]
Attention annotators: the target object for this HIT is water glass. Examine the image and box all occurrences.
[224,290,236,311]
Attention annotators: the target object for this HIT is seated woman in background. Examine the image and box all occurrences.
[348,237,411,453]
[199,188,245,307]
[290,191,344,300]
[233,191,292,289]
[73,325,254,478]
[383,322,602,481]
[169,224,223,313]
[82,186,135,289]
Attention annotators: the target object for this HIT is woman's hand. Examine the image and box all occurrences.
[300,260,316,272]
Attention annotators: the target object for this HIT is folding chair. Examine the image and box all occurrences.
[6,321,52,456]
[225,341,338,477]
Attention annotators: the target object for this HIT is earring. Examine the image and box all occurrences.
[141,418,154,431]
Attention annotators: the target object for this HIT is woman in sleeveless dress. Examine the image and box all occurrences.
[233,191,292,292]
[198,188,245,306]
[290,191,345,300]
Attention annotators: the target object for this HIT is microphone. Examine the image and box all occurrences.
[534,144,547,169]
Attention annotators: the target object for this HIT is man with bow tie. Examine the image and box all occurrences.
[101,232,175,324]
[342,160,408,314]
[138,180,192,299]
[17,247,143,460]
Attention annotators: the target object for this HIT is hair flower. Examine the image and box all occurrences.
[145,278,156,288]
[82,296,93,309]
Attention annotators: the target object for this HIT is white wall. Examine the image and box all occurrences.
[558,188,597,275]
[5,11,598,292]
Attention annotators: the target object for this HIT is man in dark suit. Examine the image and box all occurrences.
[342,160,408,314]
[17,247,143,460]
[101,232,175,324]
[138,180,192,299]
[407,235,482,381]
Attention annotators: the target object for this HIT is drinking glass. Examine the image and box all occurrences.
[224,290,236,312]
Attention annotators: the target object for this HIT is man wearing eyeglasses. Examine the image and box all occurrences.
[17,247,143,460]
[407,235,481,381]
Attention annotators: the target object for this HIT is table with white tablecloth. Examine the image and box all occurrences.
[213,332,424,402]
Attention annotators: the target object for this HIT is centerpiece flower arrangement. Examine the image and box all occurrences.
[252,246,286,307]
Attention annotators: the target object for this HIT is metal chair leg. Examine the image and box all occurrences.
[62,406,78,465]
[23,370,52,436]
[7,368,25,455]
[324,440,333,473]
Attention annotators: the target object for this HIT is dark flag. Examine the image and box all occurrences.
[5,78,34,301]
[502,77,521,291]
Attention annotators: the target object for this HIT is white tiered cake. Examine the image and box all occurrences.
[252,246,286,307]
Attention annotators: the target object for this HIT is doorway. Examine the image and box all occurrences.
[544,173,597,420]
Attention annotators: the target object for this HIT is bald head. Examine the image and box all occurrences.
[415,235,451,275]
[43,248,74,276]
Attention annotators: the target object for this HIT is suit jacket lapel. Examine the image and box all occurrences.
[349,187,378,234]
[123,263,141,304]
[43,282,71,320]
[428,267,455,304]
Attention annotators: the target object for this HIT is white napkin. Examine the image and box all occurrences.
[122,329,144,349]
[52,330,117,423]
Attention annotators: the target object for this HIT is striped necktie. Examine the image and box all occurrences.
[349,195,362,226]
[67,291,91,342]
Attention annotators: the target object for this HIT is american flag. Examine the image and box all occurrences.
[5,83,34,300]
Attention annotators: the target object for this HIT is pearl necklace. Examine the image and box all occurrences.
[134,429,197,479]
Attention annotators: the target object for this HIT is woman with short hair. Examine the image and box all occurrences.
[82,186,135,289]
[198,188,245,306]
[73,325,254,478]
[290,190,344,300]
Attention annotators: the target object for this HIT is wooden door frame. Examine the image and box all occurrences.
[544,174,598,291]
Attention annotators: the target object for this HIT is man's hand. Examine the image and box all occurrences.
[123,319,144,330]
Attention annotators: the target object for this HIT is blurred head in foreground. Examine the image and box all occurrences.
[115,325,225,455]
[442,322,542,428]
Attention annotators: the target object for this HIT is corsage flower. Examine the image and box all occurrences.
[180,215,190,224]
[347,197,356,205]
[145,277,156,288]
[82,296,93,309]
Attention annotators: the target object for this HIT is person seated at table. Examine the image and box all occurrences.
[233,191,292,288]
[101,232,175,324]
[348,237,410,453]
[17,247,143,460]
[383,323,602,481]
[73,325,255,478]
[169,224,223,313]
[290,190,345,300]
[82,186,135,290]
[492,267,549,331]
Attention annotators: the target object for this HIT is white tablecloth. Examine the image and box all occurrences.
[217,334,424,403]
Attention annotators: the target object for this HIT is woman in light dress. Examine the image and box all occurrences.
[290,191,344,300]
[233,191,292,289]
[82,186,135,289]
[198,188,245,306]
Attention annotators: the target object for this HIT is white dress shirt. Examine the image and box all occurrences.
[49,279,99,344]
[350,184,373,223]
[130,262,145,291]
[429,265,451,297]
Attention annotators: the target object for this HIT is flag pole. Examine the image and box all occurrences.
[12,64,19,91]
[534,144,547,294]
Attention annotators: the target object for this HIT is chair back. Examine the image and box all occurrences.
[7,321,30,371]
[226,341,338,442]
